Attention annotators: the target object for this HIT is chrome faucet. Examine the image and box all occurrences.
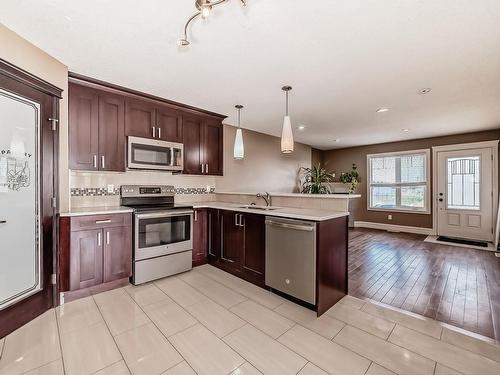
[256,192,272,207]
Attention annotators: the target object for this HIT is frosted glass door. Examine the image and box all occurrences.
[0,88,41,310]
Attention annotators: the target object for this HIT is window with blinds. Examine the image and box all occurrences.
[367,149,430,213]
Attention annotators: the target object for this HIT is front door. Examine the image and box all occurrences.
[436,146,495,241]
[0,61,61,338]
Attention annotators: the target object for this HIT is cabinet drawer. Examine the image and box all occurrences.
[70,213,132,231]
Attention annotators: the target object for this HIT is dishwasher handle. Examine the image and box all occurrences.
[265,219,315,232]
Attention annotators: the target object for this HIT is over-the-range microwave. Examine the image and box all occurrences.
[127,136,183,171]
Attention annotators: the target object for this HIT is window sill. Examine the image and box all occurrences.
[368,207,431,215]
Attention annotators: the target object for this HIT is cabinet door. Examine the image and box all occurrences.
[220,211,243,272]
[103,226,132,283]
[203,119,223,176]
[207,209,220,263]
[99,93,125,171]
[69,83,99,170]
[125,99,156,139]
[192,209,208,266]
[69,229,103,290]
[157,106,183,142]
[242,213,266,285]
[182,115,203,174]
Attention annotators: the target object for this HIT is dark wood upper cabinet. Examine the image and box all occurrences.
[125,98,156,139]
[70,229,103,290]
[203,119,223,176]
[183,115,204,174]
[157,106,183,142]
[103,225,132,283]
[69,82,125,172]
[69,84,99,171]
[99,93,125,172]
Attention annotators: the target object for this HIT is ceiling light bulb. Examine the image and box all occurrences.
[201,6,211,18]
[402,128,409,132]
[297,125,306,131]
[376,108,390,113]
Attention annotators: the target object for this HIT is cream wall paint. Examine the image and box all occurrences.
[0,24,69,211]
[218,124,312,193]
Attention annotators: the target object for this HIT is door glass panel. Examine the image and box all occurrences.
[0,89,40,310]
[447,156,480,210]
[370,186,396,208]
[138,215,191,249]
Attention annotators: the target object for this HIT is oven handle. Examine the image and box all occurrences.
[135,210,194,219]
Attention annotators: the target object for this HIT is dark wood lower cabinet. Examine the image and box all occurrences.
[192,209,208,267]
[59,213,132,302]
[241,213,266,286]
[220,211,243,272]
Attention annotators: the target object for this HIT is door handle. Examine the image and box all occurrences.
[206,163,209,174]
[235,213,239,226]
[97,232,102,246]
[201,164,205,174]
[106,231,110,245]
[152,126,156,138]
[101,155,105,169]
[93,155,97,168]
[239,214,244,227]
[158,127,161,139]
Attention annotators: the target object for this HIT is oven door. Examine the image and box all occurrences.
[134,210,193,261]
[128,136,183,171]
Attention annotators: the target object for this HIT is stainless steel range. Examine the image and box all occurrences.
[121,185,193,285]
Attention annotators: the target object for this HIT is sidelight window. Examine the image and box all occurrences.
[368,149,430,213]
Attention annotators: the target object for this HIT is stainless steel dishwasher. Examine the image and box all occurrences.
[265,217,316,305]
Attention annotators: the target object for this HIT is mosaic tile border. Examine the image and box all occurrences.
[71,186,216,197]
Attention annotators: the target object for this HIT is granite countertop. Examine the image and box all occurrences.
[59,206,134,217]
[216,191,361,199]
[191,201,349,222]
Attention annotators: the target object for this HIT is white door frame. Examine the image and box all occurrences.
[431,140,499,238]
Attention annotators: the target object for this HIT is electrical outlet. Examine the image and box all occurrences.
[388,214,392,220]
[206,185,211,193]
[107,184,114,194]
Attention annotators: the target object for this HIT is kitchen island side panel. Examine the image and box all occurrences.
[316,215,348,316]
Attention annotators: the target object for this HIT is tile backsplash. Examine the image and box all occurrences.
[70,170,218,208]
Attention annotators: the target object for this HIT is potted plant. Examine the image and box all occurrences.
[300,164,335,194]
[339,163,359,193]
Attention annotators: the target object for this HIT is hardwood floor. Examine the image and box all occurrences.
[348,228,500,340]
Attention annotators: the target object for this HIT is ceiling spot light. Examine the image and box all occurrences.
[178,0,248,47]
[376,108,390,113]
[280,86,294,154]
[418,88,432,95]
[297,125,306,131]
[402,128,410,132]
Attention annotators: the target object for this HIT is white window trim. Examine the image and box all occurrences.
[367,148,431,214]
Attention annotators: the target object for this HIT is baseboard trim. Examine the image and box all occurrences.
[354,221,433,235]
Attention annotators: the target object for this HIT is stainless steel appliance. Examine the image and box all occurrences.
[121,185,193,284]
[127,136,183,171]
[265,217,316,304]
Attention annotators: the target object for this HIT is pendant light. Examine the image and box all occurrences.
[281,85,294,153]
[233,105,244,160]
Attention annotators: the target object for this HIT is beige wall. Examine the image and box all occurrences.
[0,24,70,211]
[323,129,500,228]
[218,125,312,193]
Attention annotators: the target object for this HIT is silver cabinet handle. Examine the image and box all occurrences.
[93,155,97,168]
[206,163,209,174]
[106,231,110,245]
[152,126,156,138]
[265,220,315,232]
[95,219,112,224]
[158,127,161,139]
[240,214,245,227]
[201,164,205,174]
[97,232,102,246]
[235,213,239,226]
[101,155,105,169]
[0,220,6,224]
[194,210,198,222]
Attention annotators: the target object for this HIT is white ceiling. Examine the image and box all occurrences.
[1,0,500,150]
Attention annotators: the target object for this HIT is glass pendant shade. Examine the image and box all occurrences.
[233,128,244,159]
[281,115,294,153]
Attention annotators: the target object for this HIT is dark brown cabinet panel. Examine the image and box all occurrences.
[203,120,223,175]
[193,209,208,267]
[104,226,132,282]
[157,106,183,142]
[220,211,243,273]
[207,209,220,263]
[70,229,103,290]
[125,99,156,138]
[183,115,203,174]
[69,84,99,170]
[99,93,125,171]
[242,213,266,285]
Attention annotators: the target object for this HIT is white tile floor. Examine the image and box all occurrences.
[1,264,500,375]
